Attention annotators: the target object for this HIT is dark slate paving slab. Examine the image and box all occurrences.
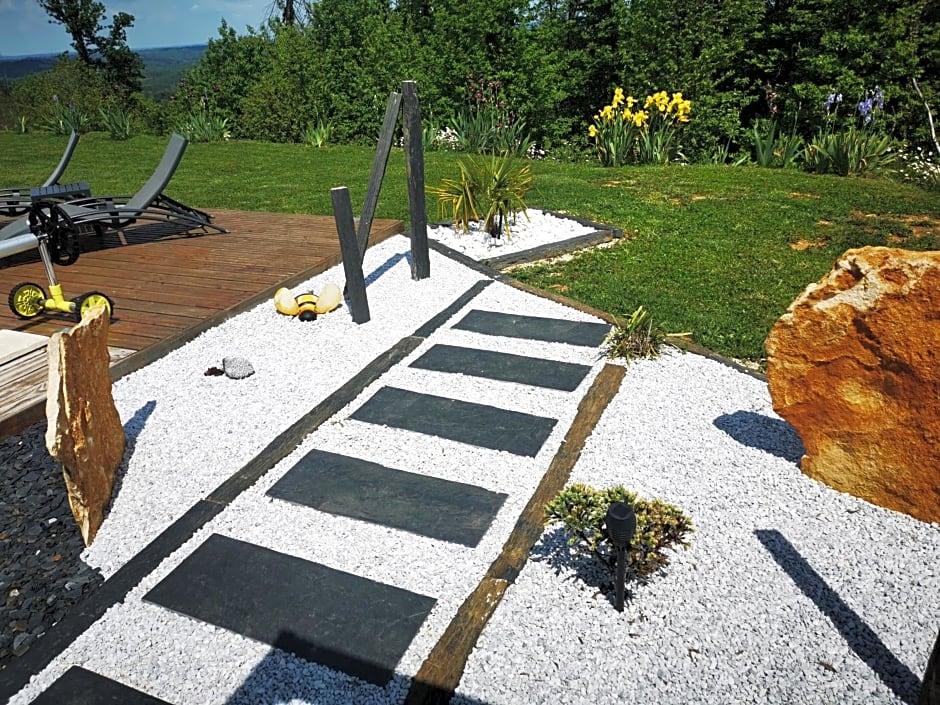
[29,666,171,704]
[350,387,557,457]
[143,534,435,687]
[410,343,591,392]
[452,309,610,347]
[268,449,507,547]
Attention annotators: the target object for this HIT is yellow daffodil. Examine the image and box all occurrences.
[600,105,614,121]
[633,110,649,127]
[626,96,637,108]
[612,87,625,108]
[622,108,633,121]
[588,124,598,137]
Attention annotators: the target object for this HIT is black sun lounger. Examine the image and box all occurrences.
[0,131,80,217]
[0,133,226,262]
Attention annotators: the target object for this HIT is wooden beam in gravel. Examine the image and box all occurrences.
[405,362,626,705]
[357,91,402,260]
[402,80,430,280]
[332,187,370,324]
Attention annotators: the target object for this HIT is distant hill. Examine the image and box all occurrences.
[0,45,207,99]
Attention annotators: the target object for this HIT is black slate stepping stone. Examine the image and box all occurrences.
[410,343,591,391]
[143,534,435,687]
[350,387,557,457]
[29,666,171,704]
[452,309,610,347]
[268,449,507,547]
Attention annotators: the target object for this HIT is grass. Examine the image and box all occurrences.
[2,132,939,364]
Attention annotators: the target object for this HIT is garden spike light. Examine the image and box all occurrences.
[606,501,637,612]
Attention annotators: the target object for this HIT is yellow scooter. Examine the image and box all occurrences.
[7,206,113,321]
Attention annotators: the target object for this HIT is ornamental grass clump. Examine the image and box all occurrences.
[545,483,694,582]
[588,88,691,166]
[601,305,686,362]
[429,153,533,238]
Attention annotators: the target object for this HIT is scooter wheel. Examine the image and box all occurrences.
[73,291,114,321]
[8,282,47,319]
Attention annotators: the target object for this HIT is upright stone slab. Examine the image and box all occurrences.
[46,306,126,545]
[766,247,940,523]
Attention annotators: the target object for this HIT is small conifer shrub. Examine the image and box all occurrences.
[544,483,693,582]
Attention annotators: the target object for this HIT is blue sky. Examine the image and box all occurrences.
[0,0,273,57]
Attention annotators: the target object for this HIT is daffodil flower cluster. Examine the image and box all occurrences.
[588,88,692,166]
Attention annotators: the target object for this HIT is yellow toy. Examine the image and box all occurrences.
[274,283,343,321]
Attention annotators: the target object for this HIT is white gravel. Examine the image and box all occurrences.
[7,221,939,705]
[427,209,597,260]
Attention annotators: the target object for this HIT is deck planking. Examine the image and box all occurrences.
[0,209,404,438]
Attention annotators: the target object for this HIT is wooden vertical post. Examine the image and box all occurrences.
[331,187,370,324]
[357,91,402,260]
[402,80,430,280]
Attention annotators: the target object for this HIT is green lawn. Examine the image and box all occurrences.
[3,132,939,364]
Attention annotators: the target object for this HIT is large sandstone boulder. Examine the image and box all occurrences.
[46,306,126,545]
[766,247,940,524]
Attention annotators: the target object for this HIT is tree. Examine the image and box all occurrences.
[36,0,143,93]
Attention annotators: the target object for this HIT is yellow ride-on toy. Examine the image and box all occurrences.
[7,206,113,321]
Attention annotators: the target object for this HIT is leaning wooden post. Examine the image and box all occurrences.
[357,91,402,260]
[331,187,370,324]
[402,80,430,280]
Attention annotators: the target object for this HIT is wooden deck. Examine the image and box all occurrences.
[0,209,404,438]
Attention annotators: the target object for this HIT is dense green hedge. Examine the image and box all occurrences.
[3,0,938,162]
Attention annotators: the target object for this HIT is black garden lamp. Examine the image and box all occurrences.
[606,501,637,612]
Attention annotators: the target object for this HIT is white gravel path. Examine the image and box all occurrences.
[6,215,939,705]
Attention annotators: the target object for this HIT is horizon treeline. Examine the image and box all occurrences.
[3,0,938,161]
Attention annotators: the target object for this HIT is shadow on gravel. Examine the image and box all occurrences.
[714,410,804,464]
[529,526,635,610]
[364,251,412,287]
[755,529,922,704]
[106,400,157,511]
[222,630,497,705]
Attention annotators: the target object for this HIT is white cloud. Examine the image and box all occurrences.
[0,0,16,13]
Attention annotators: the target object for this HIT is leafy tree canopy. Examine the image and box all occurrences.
[37,0,144,93]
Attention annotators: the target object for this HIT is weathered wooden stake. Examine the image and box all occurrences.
[357,91,402,260]
[331,187,370,324]
[402,80,430,280]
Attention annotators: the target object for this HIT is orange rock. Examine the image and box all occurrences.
[45,306,126,545]
[766,247,940,524]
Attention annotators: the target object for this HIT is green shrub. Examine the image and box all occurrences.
[429,153,533,237]
[601,306,682,362]
[750,119,804,169]
[302,118,335,148]
[99,105,133,140]
[42,98,92,135]
[805,128,899,176]
[544,483,694,582]
[177,108,230,142]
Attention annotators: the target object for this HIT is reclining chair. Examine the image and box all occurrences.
[0,132,226,263]
[0,131,80,217]
[3,133,227,321]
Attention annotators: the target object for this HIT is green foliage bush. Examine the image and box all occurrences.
[544,483,694,582]
[430,153,533,237]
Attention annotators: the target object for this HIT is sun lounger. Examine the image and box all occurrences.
[0,131,80,217]
[0,133,226,262]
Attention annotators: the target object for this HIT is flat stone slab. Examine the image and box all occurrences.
[29,666,171,704]
[350,386,557,457]
[409,343,592,392]
[452,310,610,347]
[268,449,507,547]
[0,329,46,367]
[143,534,435,686]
